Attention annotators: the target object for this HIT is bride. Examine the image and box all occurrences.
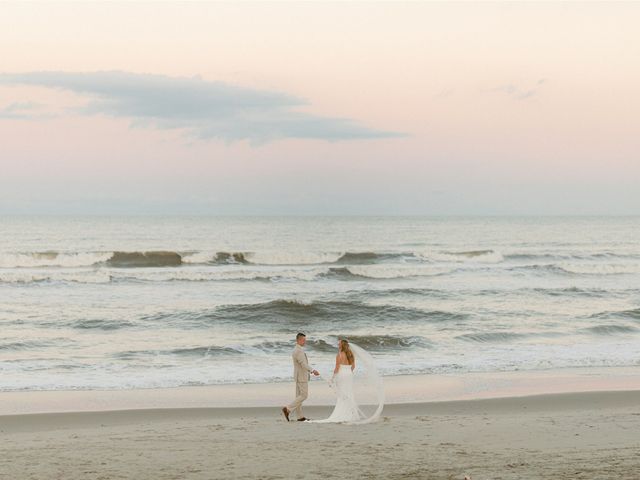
[309,339,384,424]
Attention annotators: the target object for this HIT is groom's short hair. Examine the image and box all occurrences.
[296,332,306,340]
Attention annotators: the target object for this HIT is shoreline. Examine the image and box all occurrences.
[2,389,640,433]
[1,365,638,416]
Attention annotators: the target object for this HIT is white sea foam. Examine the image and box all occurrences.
[2,338,640,391]
[346,265,453,279]
[244,251,342,265]
[558,262,640,275]
[0,252,112,268]
[0,270,112,284]
[418,249,504,263]
[180,251,216,264]
[110,267,325,282]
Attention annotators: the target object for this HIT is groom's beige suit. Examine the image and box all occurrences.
[287,344,313,419]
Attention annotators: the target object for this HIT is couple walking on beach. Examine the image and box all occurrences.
[281,332,384,424]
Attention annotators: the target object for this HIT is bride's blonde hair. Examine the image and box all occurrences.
[339,339,354,365]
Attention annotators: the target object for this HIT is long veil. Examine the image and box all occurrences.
[350,342,385,424]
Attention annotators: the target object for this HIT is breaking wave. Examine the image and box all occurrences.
[337,334,431,350]
[329,265,454,279]
[0,264,455,284]
[0,248,497,269]
[419,249,504,263]
[105,251,182,268]
[591,308,640,321]
[112,334,432,360]
[511,263,640,276]
[456,332,530,343]
[71,319,137,330]
[584,325,638,336]
[140,299,468,329]
[557,263,640,275]
[0,251,112,268]
[115,345,242,359]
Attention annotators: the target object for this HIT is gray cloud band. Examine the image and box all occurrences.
[0,71,403,144]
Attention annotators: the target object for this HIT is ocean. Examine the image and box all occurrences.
[1,215,639,391]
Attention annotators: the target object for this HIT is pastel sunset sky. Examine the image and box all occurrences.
[1,1,638,215]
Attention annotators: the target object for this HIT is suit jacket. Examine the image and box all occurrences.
[292,344,313,383]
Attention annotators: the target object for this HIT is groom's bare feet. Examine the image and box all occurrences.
[282,407,290,422]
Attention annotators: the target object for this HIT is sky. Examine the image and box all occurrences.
[0,1,639,215]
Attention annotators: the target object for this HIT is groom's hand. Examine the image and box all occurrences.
[312,370,319,376]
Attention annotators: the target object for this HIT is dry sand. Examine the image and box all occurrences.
[1,389,640,480]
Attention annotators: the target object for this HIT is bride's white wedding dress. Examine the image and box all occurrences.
[311,364,363,423]
[309,343,384,424]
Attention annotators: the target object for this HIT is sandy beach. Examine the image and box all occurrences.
[2,380,640,479]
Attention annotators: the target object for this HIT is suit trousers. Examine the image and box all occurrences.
[287,381,309,419]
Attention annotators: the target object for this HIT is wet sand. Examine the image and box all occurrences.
[1,388,640,479]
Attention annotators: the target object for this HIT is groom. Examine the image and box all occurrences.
[282,332,319,422]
